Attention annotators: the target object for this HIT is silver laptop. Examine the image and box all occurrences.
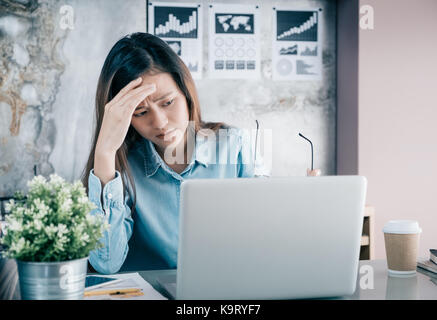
[158,176,367,300]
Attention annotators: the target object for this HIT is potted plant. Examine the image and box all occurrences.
[0,174,109,300]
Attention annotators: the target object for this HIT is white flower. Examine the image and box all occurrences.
[74,222,85,236]
[57,186,72,202]
[3,173,107,261]
[33,199,49,218]
[5,199,15,212]
[34,210,47,221]
[10,237,26,253]
[78,196,88,204]
[86,214,96,224]
[33,218,43,231]
[59,198,73,212]
[49,174,65,185]
[57,223,68,237]
[44,224,58,237]
[15,207,25,216]
[23,207,35,218]
[5,216,23,232]
[54,237,66,252]
[72,180,85,193]
[23,221,34,233]
[27,175,47,189]
[80,234,89,243]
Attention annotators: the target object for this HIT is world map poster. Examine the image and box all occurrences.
[208,4,261,79]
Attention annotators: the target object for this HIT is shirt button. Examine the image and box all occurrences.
[107,193,113,199]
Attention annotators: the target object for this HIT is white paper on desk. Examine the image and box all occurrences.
[84,272,167,300]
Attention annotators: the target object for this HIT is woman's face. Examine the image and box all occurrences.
[130,72,190,155]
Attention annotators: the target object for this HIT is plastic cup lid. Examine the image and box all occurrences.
[383,220,422,234]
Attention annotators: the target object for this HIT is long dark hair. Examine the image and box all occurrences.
[82,32,223,212]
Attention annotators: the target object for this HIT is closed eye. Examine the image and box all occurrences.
[163,99,174,107]
[133,99,174,118]
[133,108,148,117]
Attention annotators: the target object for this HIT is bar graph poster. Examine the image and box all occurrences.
[208,4,260,79]
[272,8,322,81]
[148,2,203,79]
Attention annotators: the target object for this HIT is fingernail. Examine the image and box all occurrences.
[136,77,142,82]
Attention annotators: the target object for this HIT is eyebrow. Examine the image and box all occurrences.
[135,91,175,110]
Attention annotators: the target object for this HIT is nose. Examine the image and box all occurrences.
[150,106,168,130]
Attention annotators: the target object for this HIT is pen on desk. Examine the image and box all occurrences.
[84,288,142,297]
[111,291,144,298]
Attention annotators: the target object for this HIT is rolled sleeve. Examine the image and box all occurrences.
[87,169,134,274]
[88,169,124,214]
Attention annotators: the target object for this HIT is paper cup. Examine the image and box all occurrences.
[383,220,421,276]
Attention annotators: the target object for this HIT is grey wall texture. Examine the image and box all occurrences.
[0,0,336,196]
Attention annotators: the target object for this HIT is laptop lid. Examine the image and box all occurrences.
[177,176,367,299]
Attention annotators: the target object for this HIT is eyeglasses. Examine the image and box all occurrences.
[299,133,314,171]
[254,119,259,164]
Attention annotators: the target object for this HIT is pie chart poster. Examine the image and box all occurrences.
[272,8,322,81]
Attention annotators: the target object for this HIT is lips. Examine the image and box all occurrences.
[156,128,176,139]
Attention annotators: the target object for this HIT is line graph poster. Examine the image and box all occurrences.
[272,8,322,81]
[148,2,203,79]
[208,4,260,79]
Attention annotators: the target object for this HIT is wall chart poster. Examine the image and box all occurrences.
[208,4,260,79]
[272,8,322,81]
[148,1,203,79]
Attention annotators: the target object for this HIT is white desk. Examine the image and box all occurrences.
[2,258,437,299]
[345,259,437,300]
[138,259,437,300]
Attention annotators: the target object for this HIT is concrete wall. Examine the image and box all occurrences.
[0,0,337,196]
[196,0,337,177]
[49,0,146,186]
[0,0,146,195]
[358,0,437,259]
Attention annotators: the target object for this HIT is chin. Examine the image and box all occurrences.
[155,133,183,149]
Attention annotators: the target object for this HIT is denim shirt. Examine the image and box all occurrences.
[87,127,269,274]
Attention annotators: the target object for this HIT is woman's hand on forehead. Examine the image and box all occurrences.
[95,77,156,155]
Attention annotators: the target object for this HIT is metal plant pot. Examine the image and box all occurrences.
[16,256,88,300]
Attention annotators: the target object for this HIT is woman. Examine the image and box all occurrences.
[82,32,262,274]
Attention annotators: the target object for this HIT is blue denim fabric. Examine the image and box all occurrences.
[87,128,267,274]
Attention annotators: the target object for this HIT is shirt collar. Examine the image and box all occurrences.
[142,132,213,178]
[142,138,161,178]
